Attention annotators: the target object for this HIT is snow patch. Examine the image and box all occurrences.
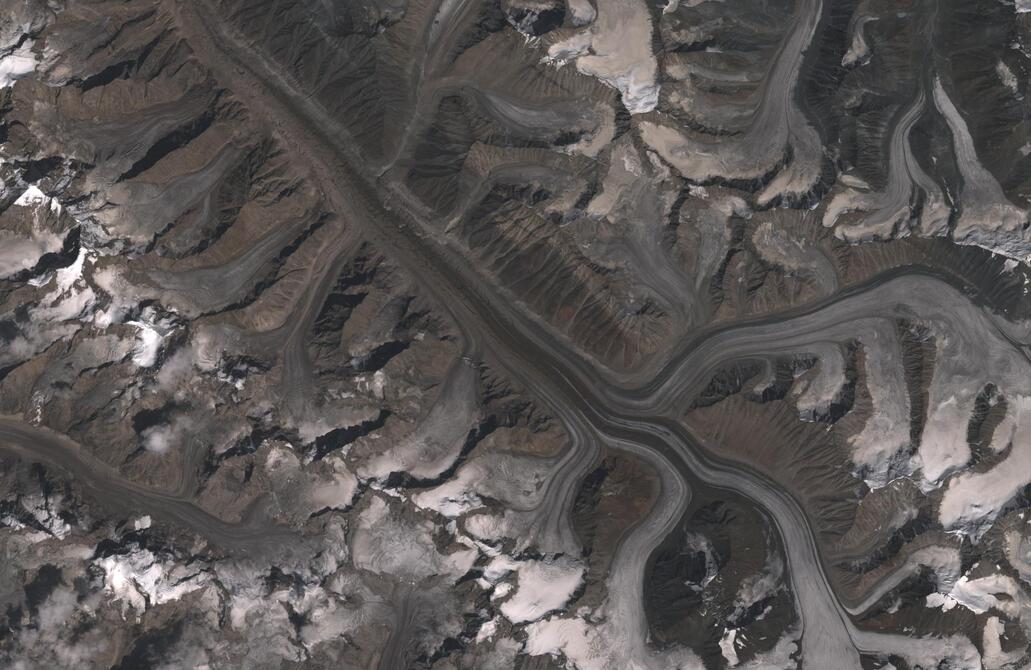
[350,496,477,582]
[497,557,584,624]
[544,0,659,114]
[719,628,739,667]
[939,395,1031,538]
[927,572,1031,618]
[20,493,71,539]
[0,41,37,88]
[997,60,1019,93]
[14,184,47,207]
[97,549,207,616]
[126,306,177,367]
[526,614,705,670]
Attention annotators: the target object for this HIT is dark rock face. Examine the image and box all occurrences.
[1,0,1031,667]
